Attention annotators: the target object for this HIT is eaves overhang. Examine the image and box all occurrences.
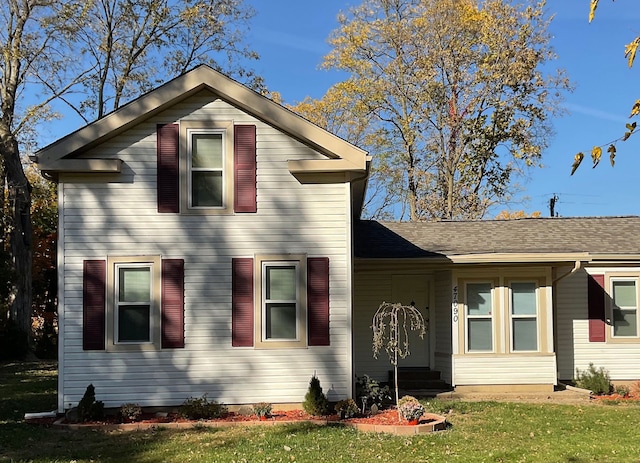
[34,65,368,176]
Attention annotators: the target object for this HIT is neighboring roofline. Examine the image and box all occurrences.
[355,252,640,266]
[34,65,368,174]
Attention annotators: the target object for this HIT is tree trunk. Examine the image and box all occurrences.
[1,128,32,336]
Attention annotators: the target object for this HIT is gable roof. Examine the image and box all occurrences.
[34,65,369,177]
[355,217,640,264]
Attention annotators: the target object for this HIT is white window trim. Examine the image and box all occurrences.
[179,120,234,215]
[106,256,161,352]
[610,277,639,338]
[464,281,495,353]
[187,128,226,209]
[254,254,307,349]
[114,262,153,345]
[261,261,300,342]
[508,281,540,353]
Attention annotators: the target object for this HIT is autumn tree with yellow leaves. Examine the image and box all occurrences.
[571,0,640,174]
[294,0,570,221]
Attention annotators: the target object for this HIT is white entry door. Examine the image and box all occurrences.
[391,275,430,367]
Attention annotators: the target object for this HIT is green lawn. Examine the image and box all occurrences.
[2,362,640,462]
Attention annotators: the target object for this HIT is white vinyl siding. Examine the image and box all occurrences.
[453,354,557,386]
[433,270,452,384]
[556,268,640,382]
[57,92,352,409]
[352,269,433,383]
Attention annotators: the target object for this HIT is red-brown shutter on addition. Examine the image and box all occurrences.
[234,125,257,213]
[157,123,179,213]
[308,257,330,346]
[232,258,254,346]
[162,259,185,348]
[588,274,606,342]
[83,260,106,350]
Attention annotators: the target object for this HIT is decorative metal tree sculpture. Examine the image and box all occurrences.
[372,301,427,417]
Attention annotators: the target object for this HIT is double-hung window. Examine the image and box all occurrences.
[116,264,152,343]
[178,120,234,213]
[466,282,493,352]
[611,279,638,337]
[106,256,161,351]
[188,130,225,208]
[263,263,299,340]
[254,255,307,348]
[510,282,538,351]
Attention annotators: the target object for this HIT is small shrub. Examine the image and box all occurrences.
[77,384,104,422]
[302,374,329,416]
[334,399,359,418]
[575,363,612,395]
[118,403,143,422]
[253,402,272,417]
[397,395,425,421]
[615,385,631,398]
[355,374,392,411]
[180,394,227,420]
[237,405,254,416]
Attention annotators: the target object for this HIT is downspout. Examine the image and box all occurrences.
[552,260,582,284]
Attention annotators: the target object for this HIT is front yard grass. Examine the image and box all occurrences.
[2,361,640,462]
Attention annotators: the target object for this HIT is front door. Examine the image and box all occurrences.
[391,275,430,367]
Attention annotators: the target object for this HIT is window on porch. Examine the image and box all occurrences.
[466,282,493,352]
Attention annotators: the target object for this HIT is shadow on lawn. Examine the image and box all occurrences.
[0,361,332,463]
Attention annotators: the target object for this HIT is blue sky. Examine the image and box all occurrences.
[244,0,640,218]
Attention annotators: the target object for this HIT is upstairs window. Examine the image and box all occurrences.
[157,121,256,214]
[188,130,225,208]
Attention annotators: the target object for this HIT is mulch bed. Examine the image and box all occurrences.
[25,408,433,427]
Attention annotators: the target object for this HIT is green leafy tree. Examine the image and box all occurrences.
[301,0,570,220]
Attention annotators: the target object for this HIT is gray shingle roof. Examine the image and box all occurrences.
[354,217,640,259]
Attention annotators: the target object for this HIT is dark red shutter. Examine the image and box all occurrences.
[83,260,106,350]
[162,259,185,348]
[157,123,179,213]
[588,274,606,342]
[234,125,257,213]
[232,258,254,346]
[308,257,330,346]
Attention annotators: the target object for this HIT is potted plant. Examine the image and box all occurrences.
[253,402,273,420]
[334,398,359,419]
[397,395,425,425]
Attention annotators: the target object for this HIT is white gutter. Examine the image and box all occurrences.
[552,260,582,284]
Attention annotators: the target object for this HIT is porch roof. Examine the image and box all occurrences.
[354,217,640,263]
